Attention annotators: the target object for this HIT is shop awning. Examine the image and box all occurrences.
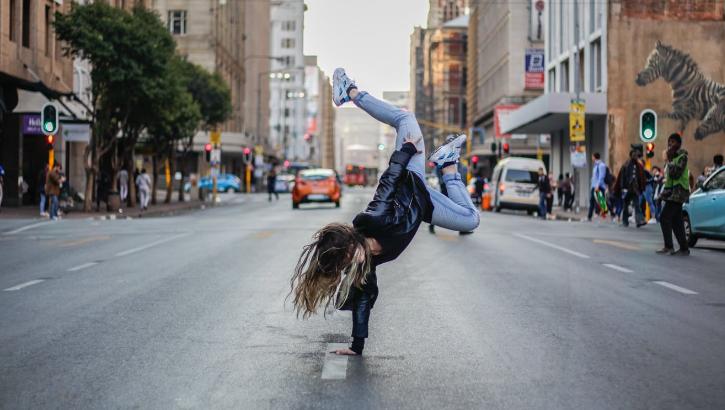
[499,92,608,135]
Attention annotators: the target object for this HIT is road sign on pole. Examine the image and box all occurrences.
[210,131,221,145]
[210,149,221,178]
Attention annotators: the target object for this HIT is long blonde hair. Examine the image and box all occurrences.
[288,222,371,319]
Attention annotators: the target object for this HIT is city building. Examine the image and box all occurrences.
[428,0,470,27]
[334,107,381,175]
[269,0,307,162]
[501,1,725,208]
[154,0,249,177]
[0,0,79,207]
[243,0,272,154]
[303,56,335,169]
[467,0,548,180]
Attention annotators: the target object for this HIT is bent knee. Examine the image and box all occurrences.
[395,111,416,127]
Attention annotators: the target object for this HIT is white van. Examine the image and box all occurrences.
[490,157,547,214]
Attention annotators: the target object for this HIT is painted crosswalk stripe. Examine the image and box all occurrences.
[116,233,188,257]
[67,262,98,272]
[3,221,55,235]
[4,280,45,291]
[654,281,698,295]
[514,233,590,259]
[321,343,349,380]
[603,264,634,273]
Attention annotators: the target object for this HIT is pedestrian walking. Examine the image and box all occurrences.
[136,168,151,210]
[706,154,723,177]
[267,169,279,202]
[118,168,129,203]
[0,163,4,213]
[46,162,65,220]
[656,133,690,256]
[474,173,485,206]
[562,172,574,211]
[587,152,608,221]
[96,170,110,211]
[535,168,552,219]
[37,165,49,217]
[614,150,647,227]
[289,68,479,356]
[556,174,564,206]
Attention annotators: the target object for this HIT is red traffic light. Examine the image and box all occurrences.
[503,143,510,150]
[243,147,251,155]
[646,142,655,151]
[205,143,213,152]
[429,162,435,167]
[471,156,479,163]
[304,133,310,140]
[47,135,54,144]
[284,160,290,167]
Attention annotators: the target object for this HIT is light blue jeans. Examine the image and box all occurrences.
[352,91,479,232]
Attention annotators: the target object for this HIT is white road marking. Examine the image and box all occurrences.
[654,281,699,295]
[115,233,188,257]
[513,233,590,259]
[3,221,55,235]
[4,280,45,291]
[603,264,634,273]
[67,262,98,272]
[321,343,350,380]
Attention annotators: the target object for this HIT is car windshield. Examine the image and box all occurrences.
[505,169,539,184]
[300,170,335,181]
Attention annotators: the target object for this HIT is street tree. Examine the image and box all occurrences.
[54,3,175,211]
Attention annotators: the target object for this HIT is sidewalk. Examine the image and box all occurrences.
[0,190,244,221]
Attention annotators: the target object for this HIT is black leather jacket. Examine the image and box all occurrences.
[353,145,434,265]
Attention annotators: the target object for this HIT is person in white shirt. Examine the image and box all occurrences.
[135,168,152,210]
[118,169,129,203]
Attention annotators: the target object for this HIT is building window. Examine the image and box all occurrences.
[282,21,296,31]
[45,5,51,56]
[591,40,602,91]
[448,64,461,88]
[9,0,16,42]
[281,38,295,49]
[548,68,556,92]
[282,56,295,67]
[22,0,30,48]
[561,61,569,92]
[168,10,187,35]
[448,97,460,127]
[443,2,460,23]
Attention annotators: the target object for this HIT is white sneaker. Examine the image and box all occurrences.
[333,68,356,107]
[428,134,467,168]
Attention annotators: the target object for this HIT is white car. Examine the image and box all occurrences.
[490,157,547,214]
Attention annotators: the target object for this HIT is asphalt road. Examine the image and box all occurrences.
[1,188,725,410]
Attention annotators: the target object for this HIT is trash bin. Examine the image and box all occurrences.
[481,193,492,211]
[199,187,210,201]
[107,190,121,212]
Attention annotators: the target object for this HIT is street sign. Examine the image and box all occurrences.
[570,100,586,142]
[210,149,221,178]
[210,131,221,145]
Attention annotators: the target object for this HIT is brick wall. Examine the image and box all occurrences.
[613,0,724,21]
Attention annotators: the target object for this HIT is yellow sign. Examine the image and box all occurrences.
[570,99,586,142]
[254,145,264,156]
[210,131,221,145]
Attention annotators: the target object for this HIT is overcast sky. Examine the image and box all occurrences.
[303,0,429,98]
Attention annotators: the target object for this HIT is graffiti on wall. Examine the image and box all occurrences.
[636,41,725,140]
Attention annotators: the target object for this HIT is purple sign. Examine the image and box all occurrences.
[23,115,43,135]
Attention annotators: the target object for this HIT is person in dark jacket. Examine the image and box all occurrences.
[267,168,278,201]
[535,168,551,220]
[289,69,479,356]
[614,150,647,227]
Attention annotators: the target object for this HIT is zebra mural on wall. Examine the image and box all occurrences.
[636,41,725,139]
[696,97,725,140]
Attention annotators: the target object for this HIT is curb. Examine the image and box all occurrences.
[87,201,222,220]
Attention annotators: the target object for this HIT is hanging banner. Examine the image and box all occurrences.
[570,99,586,142]
[570,145,587,168]
[525,49,545,89]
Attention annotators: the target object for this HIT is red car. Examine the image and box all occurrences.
[292,168,341,209]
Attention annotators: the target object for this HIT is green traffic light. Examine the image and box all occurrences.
[643,129,653,139]
[44,122,54,132]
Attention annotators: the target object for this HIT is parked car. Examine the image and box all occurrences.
[292,168,341,209]
[184,174,241,193]
[683,166,725,247]
[490,157,547,214]
[274,174,295,193]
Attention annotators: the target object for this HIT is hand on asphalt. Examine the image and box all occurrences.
[330,348,357,355]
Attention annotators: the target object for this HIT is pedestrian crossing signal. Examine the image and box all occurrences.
[47,135,54,151]
[646,142,655,158]
[639,109,657,142]
[41,103,59,136]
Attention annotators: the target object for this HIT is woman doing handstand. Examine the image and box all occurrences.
[289,68,479,355]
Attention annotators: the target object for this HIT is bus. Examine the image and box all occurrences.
[344,165,377,187]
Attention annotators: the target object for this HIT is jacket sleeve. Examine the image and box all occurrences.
[369,149,413,206]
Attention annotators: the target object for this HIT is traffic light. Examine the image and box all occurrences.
[377,144,385,151]
[41,102,59,136]
[646,142,655,158]
[205,143,213,162]
[47,135,54,151]
[490,142,497,153]
[284,160,290,167]
[243,147,252,164]
[471,155,479,171]
[503,143,510,155]
[243,147,251,155]
[304,133,310,140]
[639,109,657,142]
